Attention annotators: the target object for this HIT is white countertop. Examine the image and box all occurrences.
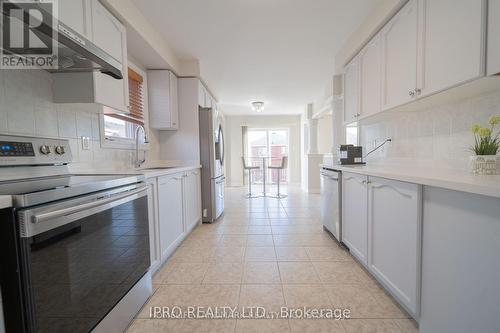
[71,161,201,179]
[0,195,12,209]
[322,164,500,199]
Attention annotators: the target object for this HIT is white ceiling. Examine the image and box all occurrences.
[132,0,381,115]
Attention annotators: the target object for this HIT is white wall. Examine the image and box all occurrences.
[317,115,333,154]
[360,90,500,170]
[0,69,161,170]
[225,115,302,186]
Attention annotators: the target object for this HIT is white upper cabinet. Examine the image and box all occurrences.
[148,70,179,130]
[343,57,360,123]
[342,172,368,266]
[487,0,500,75]
[199,82,207,108]
[359,33,382,117]
[58,0,91,37]
[418,0,486,97]
[53,0,129,112]
[368,177,421,317]
[90,0,129,111]
[380,0,418,110]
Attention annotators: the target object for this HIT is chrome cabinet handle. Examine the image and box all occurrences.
[415,88,421,96]
[409,90,415,97]
[31,187,147,224]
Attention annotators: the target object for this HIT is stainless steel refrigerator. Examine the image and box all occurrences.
[199,107,225,222]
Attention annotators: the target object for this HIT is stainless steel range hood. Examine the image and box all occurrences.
[1,2,123,79]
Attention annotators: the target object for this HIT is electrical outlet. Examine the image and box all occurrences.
[81,136,90,150]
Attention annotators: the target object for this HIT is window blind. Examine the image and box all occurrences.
[104,67,145,125]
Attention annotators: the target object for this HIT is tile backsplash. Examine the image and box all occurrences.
[360,90,500,171]
[0,69,160,171]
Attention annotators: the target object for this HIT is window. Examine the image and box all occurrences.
[247,128,289,184]
[345,124,358,146]
[101,64,148,148]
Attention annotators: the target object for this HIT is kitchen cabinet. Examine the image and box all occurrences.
[418,0,486,97]
[367,176,421,317]
[52,0,129,112]
[146,178,161,274]
[199,82,207,107]
[183,169,202,233]
[343,57,360,124]
[380,0,418,110]
[58,0,91,37]
[342,172,368,265]
[157,173,185,260]
[359,33,382,117]
[487,0,500,75]
[148,70,179,130]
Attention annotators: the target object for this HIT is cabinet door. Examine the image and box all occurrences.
[58,0,91,37]
[487,0,500,75]
[342,172,368,265]
[380,0,418,110]
[343,57,360,123]
[198,83,207,107]
[418,0,486,97]
[368,177,421,317]
[157,173,184,260]
[146,179,161,273]
[360,34,382,117]
[91,0,129,112]
[169,71,179,129]
[183,169,201,232]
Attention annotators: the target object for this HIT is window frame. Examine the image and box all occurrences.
[100,61,150,150]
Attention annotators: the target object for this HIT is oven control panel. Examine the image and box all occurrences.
[0,135,72,166]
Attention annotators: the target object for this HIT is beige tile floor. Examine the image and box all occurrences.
[128,186,419,333]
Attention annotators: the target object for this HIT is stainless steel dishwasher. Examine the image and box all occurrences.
[320,167,342,242]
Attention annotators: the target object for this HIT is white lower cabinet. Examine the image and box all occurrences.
[183,169,202,233]
[147,168,202,273]
[342,172,422,318]
[367,176,421,317]
[342,172,368,265]
[157,173,185,261]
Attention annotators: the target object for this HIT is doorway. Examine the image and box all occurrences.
[246,128,289,184]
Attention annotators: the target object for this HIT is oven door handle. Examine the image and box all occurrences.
[31,187,147,224]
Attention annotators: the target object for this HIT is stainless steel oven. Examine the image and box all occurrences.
[0,135,152,333]
[18,183,149,333]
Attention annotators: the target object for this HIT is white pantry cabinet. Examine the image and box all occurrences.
[359,33,382,117]
[380,0,418,110]
[343,57,360,124]
[418,0,486,98]
[146,178,161,273]
[342,172,368,265]
[157,173,185,261]
[487,0,500,75]
[367,176,421,317]
[53,0,129,112]
[148,70,179,130]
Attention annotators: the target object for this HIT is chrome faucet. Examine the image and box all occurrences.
[135,125,148,168]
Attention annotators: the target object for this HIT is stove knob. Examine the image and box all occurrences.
[55,146,65,155]
[39,145,51,155]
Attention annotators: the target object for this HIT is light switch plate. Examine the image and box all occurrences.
[81,136,90,150]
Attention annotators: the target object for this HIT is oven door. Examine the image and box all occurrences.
[18,184,149,333]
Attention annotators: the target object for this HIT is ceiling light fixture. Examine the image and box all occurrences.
[251,101,265,113]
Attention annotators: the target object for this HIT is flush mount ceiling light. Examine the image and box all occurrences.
[251,101,265,113]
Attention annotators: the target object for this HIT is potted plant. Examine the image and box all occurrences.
[470,116,500,175]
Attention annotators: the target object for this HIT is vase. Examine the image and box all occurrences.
[469,155,499,175]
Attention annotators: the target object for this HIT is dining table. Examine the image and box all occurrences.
[247,156,282,197]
